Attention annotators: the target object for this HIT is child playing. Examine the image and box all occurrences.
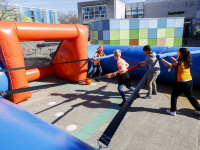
[139,45,160,99]
[113,49,140,107]
[88,45,106,82]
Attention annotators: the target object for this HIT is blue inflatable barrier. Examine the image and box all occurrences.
[0,61,9,98]
[0,97,95,150]
[88,45,200,87]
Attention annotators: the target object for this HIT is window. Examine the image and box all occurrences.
[82,5,107,20]
[125,2,144,18]
[30,10,35,22]
[31,11,34,17]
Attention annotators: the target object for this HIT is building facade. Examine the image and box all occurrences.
[1,4,60,24]
[145,0,198,37]
[78,0,125,26]
[125,2,145,18]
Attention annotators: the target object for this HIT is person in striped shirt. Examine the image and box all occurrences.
[88,45,106,82]
[159,48,200,116]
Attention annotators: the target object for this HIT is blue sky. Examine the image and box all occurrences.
[10,0,145,13]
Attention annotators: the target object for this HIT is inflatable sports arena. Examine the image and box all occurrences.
[0,21,200,149]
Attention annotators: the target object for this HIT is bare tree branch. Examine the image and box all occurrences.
[0,0,20,21]
[59,10,78,24]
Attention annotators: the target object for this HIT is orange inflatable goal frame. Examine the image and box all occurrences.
[0,21,88,103]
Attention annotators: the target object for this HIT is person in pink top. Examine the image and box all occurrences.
[112,49,140,107]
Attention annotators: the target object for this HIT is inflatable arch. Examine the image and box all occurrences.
[0,21,88,103]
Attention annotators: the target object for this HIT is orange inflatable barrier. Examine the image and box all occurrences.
[0,21,88,103]
[26,65,55,82]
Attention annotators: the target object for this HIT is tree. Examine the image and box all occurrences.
[59,10,78,24]
[0,0,20,21]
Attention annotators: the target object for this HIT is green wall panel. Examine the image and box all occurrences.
[129,29,139,39]
[110,40,120,45]
[92,31,95,40]
[120,40,129,45]
[20,15,25,22]
[35,20,40,23]
[91,22,94,30]
[174,37,182,46]
[95,40,99,44]
[120,30,129,40]
[166,28,175,38]
[103,40,110,44]
[165,38,174,47]
[94,31,98,40]
[148,39,157,46]
[139,39,148,46]
[110,30,120,40]
[139,29,148,39]
[157,28,166,38]
[98,40,103,44]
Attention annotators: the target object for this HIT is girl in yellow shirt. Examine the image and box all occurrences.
[160,48,200,116]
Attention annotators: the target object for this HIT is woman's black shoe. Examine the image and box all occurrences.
[119,101,125,106]
[95,79,100,82]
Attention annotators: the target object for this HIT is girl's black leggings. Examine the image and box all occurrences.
[171,80,200,111]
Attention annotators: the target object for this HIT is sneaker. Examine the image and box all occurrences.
[143,94,152,99]
[95,79,100,82]
[152,91,157,95]
[119,101,125,107]
[166,109,176,116]
[194,110,200,115]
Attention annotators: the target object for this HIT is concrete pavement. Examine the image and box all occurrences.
[18,76,200,150]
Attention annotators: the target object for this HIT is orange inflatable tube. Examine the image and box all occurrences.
[0,21,88,103]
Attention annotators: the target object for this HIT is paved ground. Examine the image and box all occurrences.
[16,40,200,149]
[20,41,59,58]
[17,76,200,150]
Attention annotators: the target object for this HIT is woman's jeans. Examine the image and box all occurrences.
[118,83,135,102]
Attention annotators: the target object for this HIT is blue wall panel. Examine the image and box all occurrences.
[26,8,31,18]
[43,10,47,23]
[34,9,38,21]
[23,7,27,17]
[19,7,24,16]
[130,20,139,29]
[103,20,109,30]
[37,9,41,22]
[57,11,60,23]
[139,20,149,29]
[54,11,58,24]
[49,10,53,23]
[175,28,183,37]
[148,29,157,38]
[110,20,120,30]
[103,30,110,40]
[98,21,103,30]
[158,19,167,28]
[167,19,176,28]
[98,31,103,40]
[45,10,50,23]
[120,20,129,29]
[94,22,98,31]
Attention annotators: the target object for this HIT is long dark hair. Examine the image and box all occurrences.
[179,48,192,68]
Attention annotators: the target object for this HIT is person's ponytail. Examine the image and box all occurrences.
[179,48,192,68]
